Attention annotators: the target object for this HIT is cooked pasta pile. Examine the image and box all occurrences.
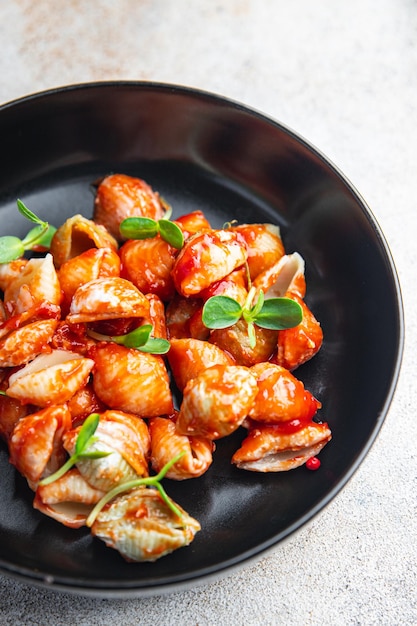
[0,174,331,562]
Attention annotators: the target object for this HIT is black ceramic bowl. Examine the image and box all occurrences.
[0,82,403,596]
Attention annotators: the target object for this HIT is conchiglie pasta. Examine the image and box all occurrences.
[176,364,258,440]
[3,254,61,314]
[274,294,323,371]
[0,319,58,367]
[120,237,176,301]
[67,276,150,324]
[9,404,72,487]
[91,343,173,417]
[231,421,332,472]
[50,214,118,268]
[6,350,95,407]
[58,247,121,311]
[167,337,234,392]
[93,173,167,240]
[90,486,200,562]
[248,362,321,424]
[34,468,105,528]
[63,410,150,490]
[171,229,248,296]
[232,223,285,280]
[209,318,278,366]
[149,414,214,480]
[253,252,306,299]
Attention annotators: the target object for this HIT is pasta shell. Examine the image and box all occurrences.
[149,414,214,480]
[210,319,278,367]
[174,210,211,235]
[231,421,332,472]
[3,254,61,315]
[177,364,258,440]
[7,350,95,407]
[248,362,321,424]
[171,229,248,296]
[67,276,150,324]
[95,411,150,477]
[90,486,200,562]
[8,404,72,487]
[91,343,173,417]
[67,382,107,424]
[232,223,285,280]
[58,247,121,311]
[34,468,105,528]
[50,214,118,269]
[51,320,96,356]
[119,237,176,301]
[0,319,58,367]
[253,252,306,299]
[165,294,203,340]
[274,294,323,370]
[144,293,168,339]
[199,267,248,305]
[168,337,234,392]
[187,268,248,342]
[93,173,167,240]
[0,301,60,341]
[0,259,27,293]
[187,307,210,341]
[63,410,150,490]
[0,387,31,443]
[71,442,138,493]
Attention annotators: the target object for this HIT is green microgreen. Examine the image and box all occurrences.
[87,324,170,355]
[202,287,303,348]
[119,216,184,249]
[86,451,186,527]
[201,296,243,329]
[38,413,111,486]
[0,200,56,263]
[251,296,303,329]
[22,223,57,250]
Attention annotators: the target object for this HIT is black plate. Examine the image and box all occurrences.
[0,82,403,596]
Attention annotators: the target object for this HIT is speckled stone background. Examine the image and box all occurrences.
[0,1,415,624]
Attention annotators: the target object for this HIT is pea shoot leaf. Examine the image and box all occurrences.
[119,216,184,249]
[202,291,303,345]
[202,296,243,329]
[253,297,303,330]
[119,217,158,240]
[158,219,184,249]
[88,324,171,355]
[0,236,25,263]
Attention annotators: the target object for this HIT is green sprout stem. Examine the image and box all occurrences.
[20,223,49,248]
[87,325,170,355]
[86,451,186,527]
[0,200,56,263]
[38,413,111,487]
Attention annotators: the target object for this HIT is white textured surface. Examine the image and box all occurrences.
[0,0,416,624]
